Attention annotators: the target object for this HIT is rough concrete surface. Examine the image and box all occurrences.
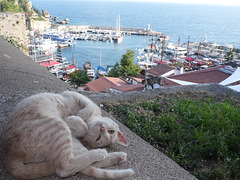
[2,37,239,179]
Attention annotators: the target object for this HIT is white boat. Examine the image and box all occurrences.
[137,60,158,70]
[112,15,123,43]
[137,52,157,70]
[87,69,95,79]
[112,32,123,43]
[35,38,57,54]
[164,43,187,56]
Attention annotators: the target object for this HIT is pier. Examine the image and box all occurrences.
[57,24,165,36]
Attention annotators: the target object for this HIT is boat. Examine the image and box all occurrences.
[112,15,123,43]
[137,60,158,70]
[137,51,157,70]
[83,61,95,79]
[87,69,95,79]
[96,65,108,78]
[112,32,123,43]
[37,38,57,53]
[164,43,187,56]
[43,32,76,47]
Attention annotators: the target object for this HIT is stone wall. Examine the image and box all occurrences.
[0,12,28,54]
[30,19,51,32]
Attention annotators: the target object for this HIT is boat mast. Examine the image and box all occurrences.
[187,36,190,56]
[72,46,74,64]
[100,50,102,66]
[118,14,120,32]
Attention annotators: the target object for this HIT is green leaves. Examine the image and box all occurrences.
[108,49,141,77]
[69,70,91,87]
[120,49,141,77]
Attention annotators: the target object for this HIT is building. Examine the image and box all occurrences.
[166,65,240,92]
[84,76,144,93]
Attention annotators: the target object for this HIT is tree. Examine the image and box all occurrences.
[120,49,141,77]
[69,70,91,87]
[1,0,19,12]
[107,62,120,77]
[225,50,233,62]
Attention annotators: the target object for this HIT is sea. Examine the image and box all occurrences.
[30,0,240,70]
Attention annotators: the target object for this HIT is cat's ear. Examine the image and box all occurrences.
[116,131,128,146]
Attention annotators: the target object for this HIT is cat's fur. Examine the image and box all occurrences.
[142,76,168,91]
[2,91,134,179]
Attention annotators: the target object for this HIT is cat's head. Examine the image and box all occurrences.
[83,116,128,148]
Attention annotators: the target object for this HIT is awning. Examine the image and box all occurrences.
[165,77,198,86]
[38,62,59,67]
[220,67,240,85]
[67,65,77,69]
[228,84,240,92]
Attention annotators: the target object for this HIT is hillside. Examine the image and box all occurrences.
[0,0,44,20]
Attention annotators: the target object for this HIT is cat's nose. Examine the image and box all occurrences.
[100,124,105,132]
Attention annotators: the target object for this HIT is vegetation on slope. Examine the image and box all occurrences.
[1,0,29,13]
[104,92,240,180]
[0,0,44,20]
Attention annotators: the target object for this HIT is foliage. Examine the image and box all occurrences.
[69,70,91,87]
[107,62,120,77]
[0,0,43,20]
[0,0,30,12]
[120,49,141,77]
[1,35,27,51]
[0,0,20,12]
[107,49,141,77]
[105,96,240,180]
[225,50,234,62]
[32,6,44,20]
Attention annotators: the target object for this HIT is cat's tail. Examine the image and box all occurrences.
[5,159,55,179]
[81,166,134,179]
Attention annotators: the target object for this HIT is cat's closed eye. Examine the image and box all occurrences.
[108,130,115,134]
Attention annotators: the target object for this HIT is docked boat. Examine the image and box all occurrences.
[96,65,108,78]
[137,52,158,70]
[43,32,76,47]
[164,43,187,56]
[112,15,123,43]
[87,69,95,79]
[112,32,123,43]
[83,61,95,79]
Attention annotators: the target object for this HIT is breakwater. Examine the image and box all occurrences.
[57,25,164,36]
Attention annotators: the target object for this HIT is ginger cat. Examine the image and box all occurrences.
[2,91,134,179]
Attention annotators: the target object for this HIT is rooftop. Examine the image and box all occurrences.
[147,64,175,76]
[166,65,231,87]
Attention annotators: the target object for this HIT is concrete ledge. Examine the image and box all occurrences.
[2,37,234,179]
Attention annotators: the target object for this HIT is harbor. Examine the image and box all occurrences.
[24,7,240,85]
[27,20,240,83]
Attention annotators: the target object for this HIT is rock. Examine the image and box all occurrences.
[42,9,51,19]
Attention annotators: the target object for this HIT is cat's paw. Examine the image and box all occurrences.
[116,152,127,163]
[106,152,127,165]
[92,149,108,161]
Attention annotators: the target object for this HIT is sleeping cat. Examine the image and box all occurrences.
[2,91,134,179]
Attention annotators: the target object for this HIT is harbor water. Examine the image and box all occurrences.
[31,0,240,70]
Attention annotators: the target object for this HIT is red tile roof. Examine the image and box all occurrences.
[147,64,175,76]
[84,76,128,93]
[166,65,230,86]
